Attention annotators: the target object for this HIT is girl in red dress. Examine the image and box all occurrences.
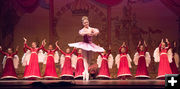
[74,49,89,80]
[96,46,113,79]
[56,42,76,79]
[23,37,44,79]
[153,38,172,79]
[42,40,59,79]
[170,41,179,74]
[133,41,151,79]
[0,46,19,79]
[115,42,132,80]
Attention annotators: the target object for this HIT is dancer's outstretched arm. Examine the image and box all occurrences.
[37,40,44,51]
[53,41,58,52]
[41,39,48,52]
[23,37,31,50]
[12,46,18,56]
[55,41,65,55]
[0,46,8,55]
[70,48,77,55]
[165,38,171,50]
[144,41,147,52]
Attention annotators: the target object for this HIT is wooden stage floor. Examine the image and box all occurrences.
[0,80,165,89]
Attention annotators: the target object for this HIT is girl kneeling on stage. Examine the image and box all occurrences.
[115,42,132,80]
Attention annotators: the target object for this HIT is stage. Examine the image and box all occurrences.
[0,80,165,89]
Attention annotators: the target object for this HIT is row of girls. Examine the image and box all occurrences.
[0,38,179,80]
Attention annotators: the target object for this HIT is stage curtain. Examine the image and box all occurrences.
[16,0,40,13]
[95,0,123,6]
[160,0,180,16]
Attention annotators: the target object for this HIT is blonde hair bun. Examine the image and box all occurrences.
[82,16,88,22]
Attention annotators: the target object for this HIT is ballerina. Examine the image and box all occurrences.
[0,46,19,79]
[56,42,77,79]
[68,16,104,64]
[153,38,172,79]
[42,40,59,79]
[133,41,151,79]
[115,42,132,80]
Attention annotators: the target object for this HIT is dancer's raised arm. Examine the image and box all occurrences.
[23,37,31,50]
[12,46,18,56]
[70,48,77,55]
[137,41,141,52]
[56,41,65,54]
[144,41,147,52]
[165,38,170,50]
[53,41,58,52]
[0,46,8,55]
[41,39,48,52]
[37,40,44,51]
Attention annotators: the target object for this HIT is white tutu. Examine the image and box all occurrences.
[68,42,104,52]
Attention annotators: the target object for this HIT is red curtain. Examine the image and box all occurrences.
[95,0,123,7]
[160,0,180,16]
[16,0,39,13]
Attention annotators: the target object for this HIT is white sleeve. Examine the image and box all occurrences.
[108,54,114,69]
[167,48,173,63]
[60,54,65,68]
[79,29,86,36]
[153,47,160,62]
[54,51,60,63]
[133,52,139,66]
[97,55,102,68]
[92,28,99,36]
[13,55,19,69]
[115,54,120,69]
[38,50,45,63]
[145,52,151,67]
[71,54,77,69]
[127,54,132,68]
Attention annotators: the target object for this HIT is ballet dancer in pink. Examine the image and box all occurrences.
[68,16,104,64]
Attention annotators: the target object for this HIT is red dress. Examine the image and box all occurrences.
[157,44,172,78]
[74,54,85,78]
[117,46,132,78]
[23,43,42,79]
[97,51,111,78]
[170,47,179,74]
[170,58,179,74]
[42,47,58,78]
[0,51,18,79]
[59,48,76,77]
[135,47,149,78]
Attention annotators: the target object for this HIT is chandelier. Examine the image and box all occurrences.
[71,0,89,16]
